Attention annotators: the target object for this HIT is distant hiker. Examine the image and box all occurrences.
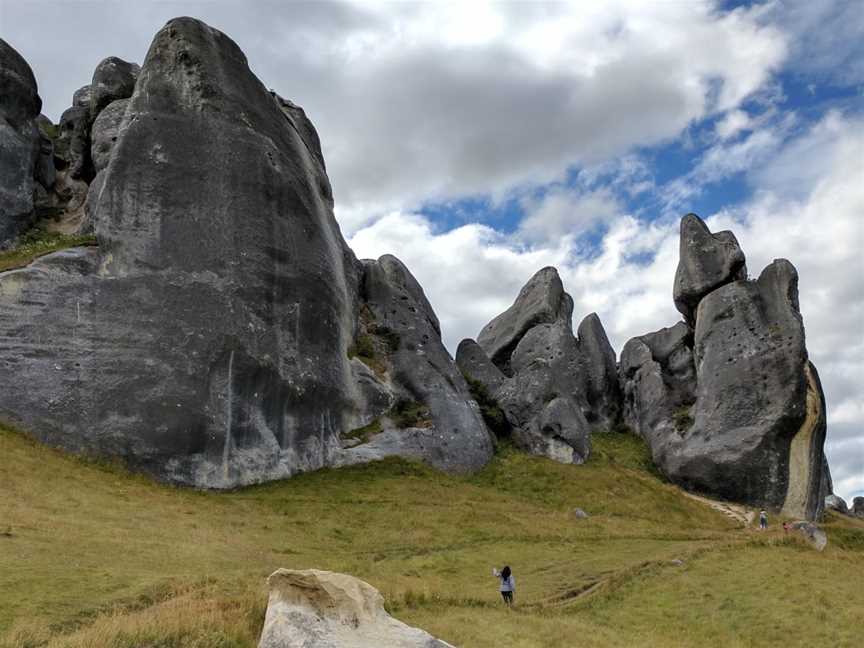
[759,510,768,530]
[492,565,515,606]
[783,521,791,533]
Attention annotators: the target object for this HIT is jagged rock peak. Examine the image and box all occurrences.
[477,266,572,375]
[673,213,747,324]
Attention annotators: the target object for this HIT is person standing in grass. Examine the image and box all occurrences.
[759,510,768,530]
[493,565,515,606]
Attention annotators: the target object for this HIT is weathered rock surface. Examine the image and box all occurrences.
[824,494,849,516]
[89,56,139,119]
[458,268,623,464]
[334,255,494,473]
[577,312,622,430]
[259,569,454,648]
[853,497,864,518]
[0,38,41,244]
[0,17,492,487]
[625,214,829,521]
[477,266,571,375]
[0,18,359,487]
[620,321,696,445]
[673,213,747,325]
[72,85,91,108]
[90,98,128,173]
[54,104,91,179]
[455,338,506,393]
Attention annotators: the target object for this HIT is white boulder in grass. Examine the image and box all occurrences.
[258,568,455,648]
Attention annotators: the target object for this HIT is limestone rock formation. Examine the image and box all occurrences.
[334,255,494,473]
[853,497,864,518]
[824,494,849,516]
[259,569,454,648]
[0,38,41,244]
[0,17,491,487]
[458,268,622,464]
[477,266,571,374]
[623,213,828,520]
[89,56,139,120]
[673,213,746,325]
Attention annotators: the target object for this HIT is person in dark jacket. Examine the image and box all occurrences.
[492,565,515,606]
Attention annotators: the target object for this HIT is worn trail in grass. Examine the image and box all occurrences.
[1,425,861,647]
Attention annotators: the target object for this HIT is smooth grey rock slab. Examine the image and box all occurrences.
[477,266,572,375]
[673,213,746,325]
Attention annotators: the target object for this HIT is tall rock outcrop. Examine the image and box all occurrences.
[622,214,827,520]
[458,267,621,464]
[0,17,491,487]
[0,38,42,244]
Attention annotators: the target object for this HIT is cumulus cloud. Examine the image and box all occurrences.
[3,0,786,230]
[350,112,864,501]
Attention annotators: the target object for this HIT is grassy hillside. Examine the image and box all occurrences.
[1,424,861,647]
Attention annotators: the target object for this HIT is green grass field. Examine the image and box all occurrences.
[1,424,861,647]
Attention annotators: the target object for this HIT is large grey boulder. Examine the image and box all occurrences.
[655,260,827,520]
[0,18,358,487]
[0,17,493,487]
[0,38,41,244]
[853,497,864,518]
[334,255,494,473]
[54,104,91,179]
[455,338,506,393]
[673,213,747,325]
[90,98,128,173]
[72,85,91,108]
[89,56,139,120]
[477,266,572,374]
[824,494,849,516]
[259,569,454,648]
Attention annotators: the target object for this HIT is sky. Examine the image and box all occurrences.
[2,0,862,503]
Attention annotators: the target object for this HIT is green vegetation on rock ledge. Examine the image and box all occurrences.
[463,372,510,439]
[0,226,97,273]
[2,422,861,648]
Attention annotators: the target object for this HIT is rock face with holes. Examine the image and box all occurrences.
[259,569,454,648]
[0,38,42,245]
[622,213,828,520]
[0,17,492,487]
[458,267,621,464]
[673,213,747,325]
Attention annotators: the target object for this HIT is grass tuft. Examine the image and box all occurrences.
[0,226,97,273]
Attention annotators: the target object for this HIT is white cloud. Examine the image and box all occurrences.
[350,112,864,502]
[2,0,787,232]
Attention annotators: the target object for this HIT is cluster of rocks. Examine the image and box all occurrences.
[0,19,835,521]
[620,215,828,520]
[0,37,140,244]
[259,569,453,648]
[0,18,492,488]
[456,267,620,464]
[825,493,864,518]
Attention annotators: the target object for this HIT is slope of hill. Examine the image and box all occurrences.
[1,423,861,648]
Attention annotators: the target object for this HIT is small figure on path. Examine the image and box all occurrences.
[759,510,768,530]
[492,565,515,606]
